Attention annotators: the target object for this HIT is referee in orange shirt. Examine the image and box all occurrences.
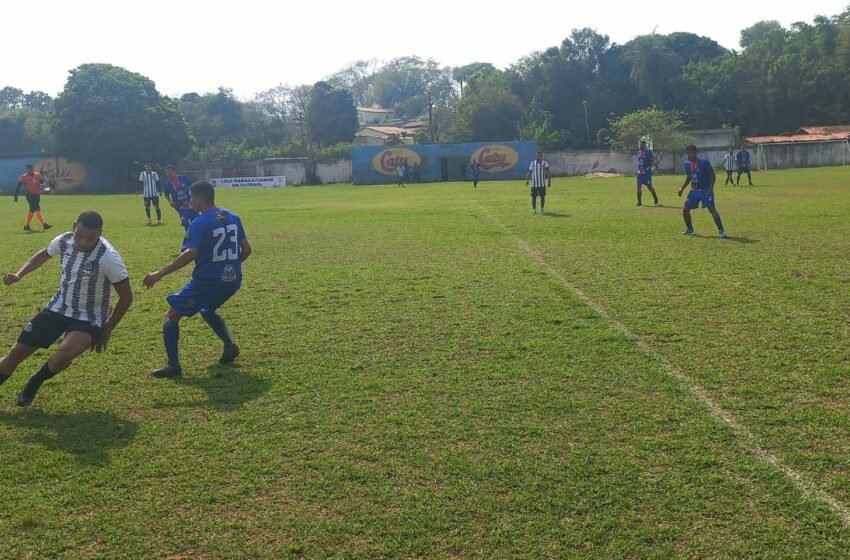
[14,164,52,232]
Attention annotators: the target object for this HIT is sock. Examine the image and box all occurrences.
[35,211,45,225]
[651,189,658,204]
[156,207,162,221]
[21,362,55,396]
[145,206,151,219]
[713,214,725,231]
[637,190,642,204]
[540,196,545,210]
[25,212,34,226]
[201,311,234,347]
[531,197,537,209]
[163,320,181,368]
[684,214,693,230]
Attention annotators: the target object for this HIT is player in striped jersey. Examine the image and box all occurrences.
[0,211,132,406]
[139,163,162,225]
[525,150,551,214]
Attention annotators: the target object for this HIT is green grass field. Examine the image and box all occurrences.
[1,168,850,559]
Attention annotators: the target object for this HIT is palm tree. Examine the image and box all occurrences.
[623,35,683,109]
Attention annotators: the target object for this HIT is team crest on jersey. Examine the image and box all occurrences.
[221,264,237,283]
[216,211,227,224]
[82,261,95,274]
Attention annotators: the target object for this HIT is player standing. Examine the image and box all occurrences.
[139,163,163,225]
[143,181,252,378]
[163,165,198,230]
[525,150,550,214]
[636,140,659,206]
[14,164,52,232]
[678,145,727,238]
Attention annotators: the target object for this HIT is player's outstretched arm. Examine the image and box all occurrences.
[94,279,133,353]
[143,249,198,288]
[4,249,51,286]
[240,239,252,263]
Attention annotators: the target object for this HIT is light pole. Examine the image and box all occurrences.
[427,91,435,143]
[582,100,591,149]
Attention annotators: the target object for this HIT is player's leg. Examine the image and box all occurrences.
[682,195,697,234]
[707,204,726,236]
[153,197,162,223]
[636,181,643,206]
[16,329,93,406]
[152,307,185,378]
[144,197,152,224]
[645,177,658,205]
[30,195,48,228]
[531,189,538,213]
[539,188,546,213]
[200,304,240,364]
[0,343,38,384]
[747,170,753,185]
[736,171,741,186]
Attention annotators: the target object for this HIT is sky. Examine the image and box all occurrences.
[2,0,847,100]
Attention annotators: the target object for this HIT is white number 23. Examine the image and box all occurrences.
[212,225,239,262]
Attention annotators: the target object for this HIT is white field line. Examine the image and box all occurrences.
[479,207,850,526]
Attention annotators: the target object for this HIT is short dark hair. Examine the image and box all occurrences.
[77,211,103,230]
[190,180,215,203]
[686,144,698,152]
[165,165,176,171]
[26,163,34,169]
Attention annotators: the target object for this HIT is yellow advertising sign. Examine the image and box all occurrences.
[372,148,422,176]
[471,145,520,173]
[34,158,87,191]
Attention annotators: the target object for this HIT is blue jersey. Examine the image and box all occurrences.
[165,175,193,211]
[183,208,247,287]
[736,150,751,170]
[684,158,713,191]
[637,149,654,175]
[471,162,481,177]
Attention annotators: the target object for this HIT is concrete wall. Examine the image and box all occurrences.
[755,141,850,170]
[317,159,352,183]
[258,159,307,185]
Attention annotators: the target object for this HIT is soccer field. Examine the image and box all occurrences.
[1,169,849,558]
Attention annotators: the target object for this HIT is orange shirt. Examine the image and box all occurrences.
[19,172,44,195]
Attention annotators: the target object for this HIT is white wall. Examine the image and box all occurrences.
[317,159,352,184]
[259,159,307,185]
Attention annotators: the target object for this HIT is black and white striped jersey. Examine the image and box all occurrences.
[139,171,160,197]
[45,233,129,327]
[528,160,549,188]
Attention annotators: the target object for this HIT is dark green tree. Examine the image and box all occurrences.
[53,64,192,171]
[306,81,358,147]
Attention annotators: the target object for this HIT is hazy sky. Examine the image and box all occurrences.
[3,0,847,100]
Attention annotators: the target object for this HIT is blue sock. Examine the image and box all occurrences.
[713,215,725,231]
[163,320,181,368]
[201,311,234,347]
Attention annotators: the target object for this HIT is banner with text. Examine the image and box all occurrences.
[211,176,287,188]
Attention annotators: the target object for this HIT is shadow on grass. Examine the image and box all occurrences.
[539,212,570,219]
[155,363,271,413]
[690,234,759,243]
[0,410,138,466]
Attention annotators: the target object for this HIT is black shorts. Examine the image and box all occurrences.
[144,196,160,206]
[531,186,547,197]
[26,193,41,212]
[17,310,101,349]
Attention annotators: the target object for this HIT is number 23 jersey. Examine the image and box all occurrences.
[183,208,247,286]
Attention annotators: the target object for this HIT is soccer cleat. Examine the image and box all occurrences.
[219,344,240,365]
[23,225,32,231]
[151,365,183,378]
[43,223,52,230]
[682,228,695,235]
[636,202,642,206]
[16,387,38,407]
[531,209,537,214]
[719,230,728,238]
[539,208,545,214]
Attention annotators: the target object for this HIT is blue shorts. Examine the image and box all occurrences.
[637,174,652,186]
[167,281,240,318]
[179,210,198,231]
[684,190,715,209]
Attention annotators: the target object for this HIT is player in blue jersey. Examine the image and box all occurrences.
[143,181,252,378]
[736,145,753,186]
[471,159,482,188]
[636,140,659,206]
[163,165,198,230]
[678,145,726,238]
